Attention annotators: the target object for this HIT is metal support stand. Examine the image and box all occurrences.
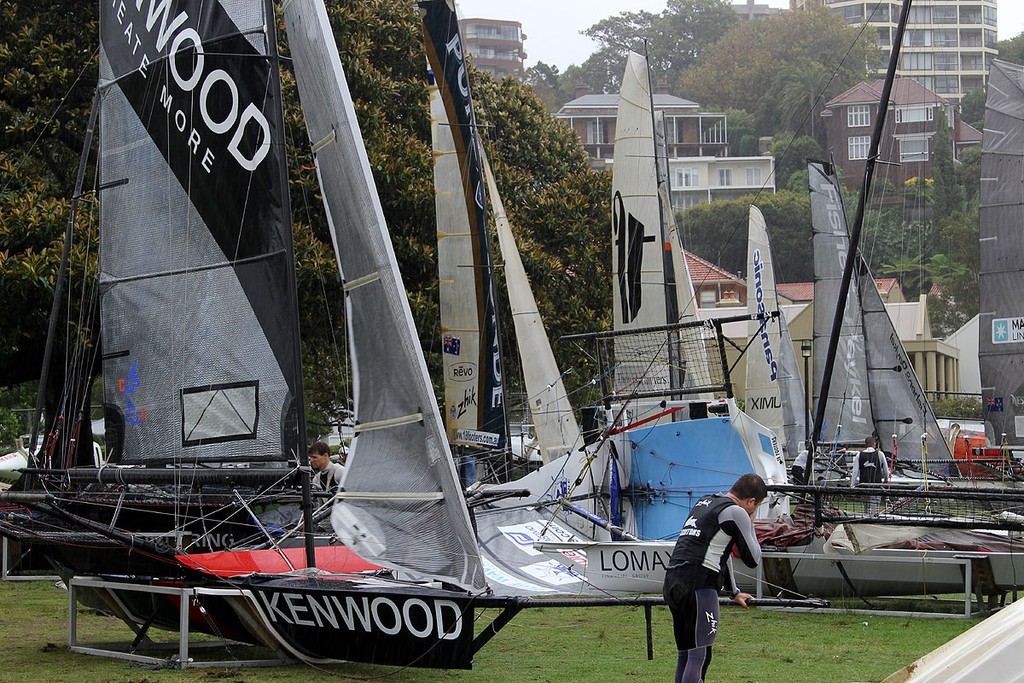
[1,537,58,581]
[67,576,290,668]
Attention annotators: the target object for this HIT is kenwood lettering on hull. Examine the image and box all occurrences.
[256,590,464,640]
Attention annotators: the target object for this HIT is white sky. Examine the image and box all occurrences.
[456,0,1024,71]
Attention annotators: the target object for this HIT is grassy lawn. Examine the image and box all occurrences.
[0,579,981,683]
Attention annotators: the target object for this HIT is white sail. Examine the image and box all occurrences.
[745,206,806,457]
[483,155,582,464]
[611,51,674,395]
[283,0,485,592]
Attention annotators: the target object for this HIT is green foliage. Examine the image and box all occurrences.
[682,5,878,137]
[997,33,1024,66]
[931,109,965,218]
[679,190,813,283]
[768,132,825,194]
[932,395,984,420]
[959,89,986,130]
[579,0,737,93]
[927,210,981,338]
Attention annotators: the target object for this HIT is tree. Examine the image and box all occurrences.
[768,133,825,193]
[678,190,813,283]
[579,0,737,93]
[772,59,835,145]
[930,108,965,218]
[682,5,878,136]
[959,89,986,130]
[997,32,1024,66]
[927,211,980,337]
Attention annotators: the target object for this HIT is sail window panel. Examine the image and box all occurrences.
[898,135,931,163]
[848,135,871,161]
[848,104,871,127]
[181,381,259,446]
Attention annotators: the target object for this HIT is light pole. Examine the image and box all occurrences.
[801,340,812,448]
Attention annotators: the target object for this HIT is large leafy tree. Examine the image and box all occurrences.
[579,0,737,93]
[682,5,877,136]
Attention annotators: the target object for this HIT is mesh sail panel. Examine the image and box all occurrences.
[857,261,951,465]
[283,0,485,592]
[980,60,1024,445]
[98,0,300,464]
[423,5,506,449]
[808,162,875,444]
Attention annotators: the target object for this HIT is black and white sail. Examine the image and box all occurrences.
[423,2,507,450]
[98,0,302,465]
[979,60,1024,447]
[808,162,875,445]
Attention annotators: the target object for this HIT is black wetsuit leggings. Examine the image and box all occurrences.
[664,568,721,683]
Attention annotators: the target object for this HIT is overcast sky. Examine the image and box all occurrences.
[456,0,1024,71]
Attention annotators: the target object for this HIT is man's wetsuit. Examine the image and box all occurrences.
[662,493,762,683]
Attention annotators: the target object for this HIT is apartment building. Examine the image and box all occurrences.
[555,89,775,209]
[793,0,997,102]
[459,17,527,81]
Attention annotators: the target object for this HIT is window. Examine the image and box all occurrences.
[984,30,997,49]
[586,119,605,145]
[745,167,762,186]
[718,168,732,186]
[699,289,717,307]
[903,52,933,70]
[849,135,870,160]
[895,105,934,123]
[959,7,982,25]
[933,29,958,47]
[908,6,931,24]
[984,6,997,28]
[933,5,957,24]
[673,194,704,210]
[899,136,930,162]
[867,2,889,23]
[848,104,871,127]
[960,29,982,48]
[961,52,984,71]
[906,29,932,47]
[675,167,700,188]
[935,53,958,70]
[877,27,891,47]
[934,75,959,94]
[840,5,863,23]
[912,75,934,90]
[962,75,985,93]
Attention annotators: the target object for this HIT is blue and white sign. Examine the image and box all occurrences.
[992,317,1024,344]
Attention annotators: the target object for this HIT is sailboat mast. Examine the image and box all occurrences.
[811,0,914,452]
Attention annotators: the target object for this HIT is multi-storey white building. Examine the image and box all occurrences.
[793,0,997,102]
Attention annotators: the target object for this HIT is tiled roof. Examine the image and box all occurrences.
[956,119,983,144]
[776,282,815,302]
[825,77,948,109]
[683,250,742,284]
[776,278,901,302]
[558,93,700,110]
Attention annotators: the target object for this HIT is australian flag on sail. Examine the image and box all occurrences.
[443,334,462,356]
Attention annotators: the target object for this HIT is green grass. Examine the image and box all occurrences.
[0,580,981,683]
